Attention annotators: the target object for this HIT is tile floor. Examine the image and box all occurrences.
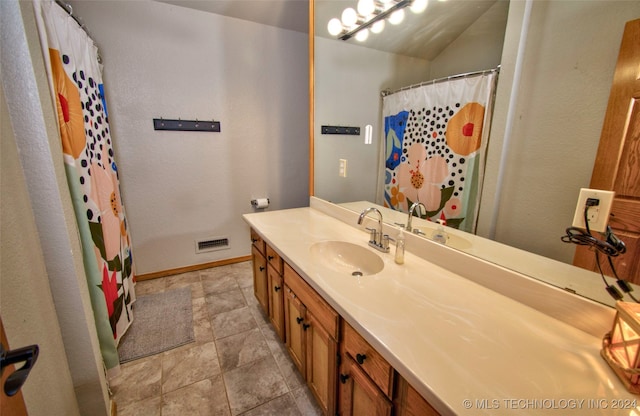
[111,261,323,416]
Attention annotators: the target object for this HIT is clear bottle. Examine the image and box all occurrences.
[431,220,448,245]
[395,227,405,264]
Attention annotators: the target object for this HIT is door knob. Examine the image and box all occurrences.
[0,344,39,397]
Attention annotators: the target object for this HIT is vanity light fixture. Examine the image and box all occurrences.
[327,0,425,42]
[602,301,640,394]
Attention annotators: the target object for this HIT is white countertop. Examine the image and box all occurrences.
[243,206,639,415]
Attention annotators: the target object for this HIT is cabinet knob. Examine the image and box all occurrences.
[356,353,367,365]
[268,255,274,261]
[259,266,265,272]
[251,238,258,243]
[340,374,350,384]
[303,323,311,331]
[274,286,281,292]
[296,317,304,324]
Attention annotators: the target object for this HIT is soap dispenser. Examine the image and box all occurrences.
[395,226,405,264]
[431,219,448,245]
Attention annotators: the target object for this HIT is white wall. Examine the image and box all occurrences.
[314,37,430,203]
[69,0,310,275]
[477,0,640,263]
[1,1,110,414]
[429,0,509,79]
[1,77,81,416]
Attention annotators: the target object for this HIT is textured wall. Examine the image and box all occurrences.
[478,0,640,263]
[69,0,310,274]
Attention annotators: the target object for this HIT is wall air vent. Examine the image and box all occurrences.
[195,237,230,254]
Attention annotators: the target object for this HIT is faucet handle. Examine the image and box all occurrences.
[381,234,392,252]
[365,227,377,244]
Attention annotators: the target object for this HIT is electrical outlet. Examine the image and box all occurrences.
[571,188,615,233]
[339,159,347,177]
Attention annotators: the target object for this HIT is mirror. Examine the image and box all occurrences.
[312,0,640,306]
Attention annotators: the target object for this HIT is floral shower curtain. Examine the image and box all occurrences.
[34,0,135,377]
[383,72,497,233]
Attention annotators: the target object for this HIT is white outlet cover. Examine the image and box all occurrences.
[571,188,615,233]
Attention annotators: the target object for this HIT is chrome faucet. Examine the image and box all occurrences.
[406,201,427,233]
[357,207,390,253]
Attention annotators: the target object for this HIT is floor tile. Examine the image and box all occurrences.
[211,306,258,339]
[206,288,247,316]
[240,393,301,416]
[223,355,290,416]
[162,376,230,416]
[217,327,271,371]
[116,396,161,416]
[111,355,162,408]
[115,262,321,416]
[291,386,323,416]
[162,341,221,394]
[134,278,165,296]
[201,270,240,294]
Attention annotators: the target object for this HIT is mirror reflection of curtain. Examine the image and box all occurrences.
[382,71,497,233]
[34,0,136,378]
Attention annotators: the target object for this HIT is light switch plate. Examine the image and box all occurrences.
[571,188,615,233]
[339,159,347,177]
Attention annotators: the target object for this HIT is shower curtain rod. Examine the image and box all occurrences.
[381,66,500,97]
[54,0,102,62]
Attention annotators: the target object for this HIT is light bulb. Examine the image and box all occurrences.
[327,18,343,36]
[341,7,358,27]
[355,28,369,42]
[388,8,405,25]
[410,0,428,13]
[357,0,375,17]
[370,19,385,34]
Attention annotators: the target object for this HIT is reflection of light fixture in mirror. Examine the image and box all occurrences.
[330,0,414,41]
[357,0,376,16]
[388,8,405,24]
[355,28,369,42]
[327,17,344,36]
[370,19,385,34]
[410,0,429,13]
[341,7,359,27]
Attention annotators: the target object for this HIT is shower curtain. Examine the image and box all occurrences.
[383,72,497,233]
[34,0,135,377]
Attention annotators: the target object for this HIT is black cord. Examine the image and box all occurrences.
[561,204,631,302]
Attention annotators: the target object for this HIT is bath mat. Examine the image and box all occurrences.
[118,287,195,363]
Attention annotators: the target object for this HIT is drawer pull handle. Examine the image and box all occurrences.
[303,323,310,331]
[268,255,275,261]
[274,286,281,292]
[259,266,265,272]
[296,317,304,324]
[356,353,367,365]
[340,374,350,384]
[252,238,258,243]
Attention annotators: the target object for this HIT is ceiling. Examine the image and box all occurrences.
[156,0,506,60]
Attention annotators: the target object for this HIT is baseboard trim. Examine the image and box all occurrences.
[136,255,252,281]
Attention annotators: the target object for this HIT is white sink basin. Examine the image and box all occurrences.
[310,241,384,276]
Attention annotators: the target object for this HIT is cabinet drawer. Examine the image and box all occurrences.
[284,263,339,339]
[250,228,265,255]
[266,244,283,274]
[342,320,394,398]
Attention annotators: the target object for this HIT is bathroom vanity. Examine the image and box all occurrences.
[243,198,638,415]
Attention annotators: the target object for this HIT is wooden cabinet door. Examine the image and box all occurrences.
[394,375,440,416]
[284,285,307,377]
[305,312,337,416]
[338,355,392,416]
[574,18,640,282]
[268,264,285,341]
[251,245,269,315]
